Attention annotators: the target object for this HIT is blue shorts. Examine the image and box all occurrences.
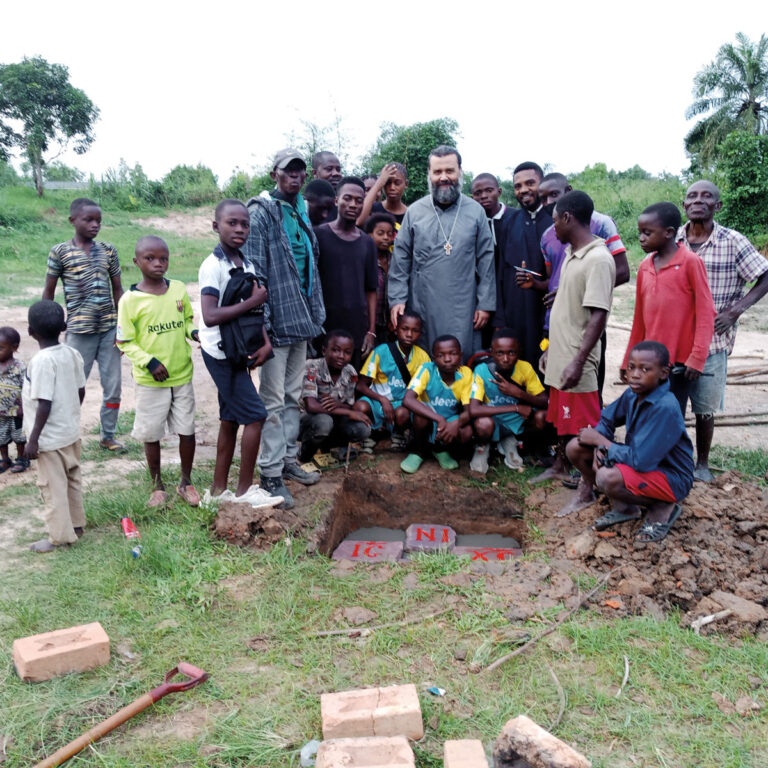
[359,396,405,431]
[202,350,267,426]
[491,411,525,442]
[690,350,727,416]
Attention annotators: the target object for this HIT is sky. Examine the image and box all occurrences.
[3,1,765,184]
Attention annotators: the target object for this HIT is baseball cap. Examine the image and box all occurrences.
[273,148,306,170]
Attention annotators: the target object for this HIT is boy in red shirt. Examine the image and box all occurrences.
[623,203,715,415]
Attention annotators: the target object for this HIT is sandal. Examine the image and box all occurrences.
[593,508,642,531]
[400,453,424,474]
[636,504,682,543]
[433,451,459,470]
[0,458,12,474]
[177,484,200,507]
[147,489,169,508]
[10,457,30,473]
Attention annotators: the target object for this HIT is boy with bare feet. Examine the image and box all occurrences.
[533,191,614,502]
[117,236,200,508]
[566,341,694,541]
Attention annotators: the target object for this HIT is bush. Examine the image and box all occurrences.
[221,169,274,202]
[90,159,163,210]
[161,164,219,206]
[0,158,18,188]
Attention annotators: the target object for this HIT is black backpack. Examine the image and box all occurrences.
[218,268,267,368]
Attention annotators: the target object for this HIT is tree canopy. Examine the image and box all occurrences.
[0,56,99,196]
[685,32,768,170]
[361,118,460,203]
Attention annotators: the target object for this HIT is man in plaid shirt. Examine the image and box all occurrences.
[677,180,768,482]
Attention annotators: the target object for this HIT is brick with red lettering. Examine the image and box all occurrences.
[404,523,456,552]
[332,540,404,562]
[452,546,523,561]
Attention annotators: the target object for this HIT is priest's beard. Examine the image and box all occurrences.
[429,178,461,206]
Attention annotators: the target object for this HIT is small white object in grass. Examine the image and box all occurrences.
[300,739,320,766]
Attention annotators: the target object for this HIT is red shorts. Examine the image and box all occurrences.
[546,388,601,436]
[616,464,676,503]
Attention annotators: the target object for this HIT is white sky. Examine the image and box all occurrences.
[3,1,764,183]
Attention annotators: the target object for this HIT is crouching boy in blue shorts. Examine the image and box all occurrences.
[354,310,430,450]
[469,328,549,474]
[565,340,694,541]
[299,330,372,462]
[117,236,200,508]
[400,335,474,473]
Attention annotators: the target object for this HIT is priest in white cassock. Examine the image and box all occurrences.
[388,146,495,359]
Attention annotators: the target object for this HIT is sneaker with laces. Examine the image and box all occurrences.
[236,485,284,509]
[470,445,489,474]
[259,475,294,509]
[390,432,409,451]
[282,461,320,485]
[500,436,523,469]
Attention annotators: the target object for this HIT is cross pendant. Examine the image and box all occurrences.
[444,242,452,255]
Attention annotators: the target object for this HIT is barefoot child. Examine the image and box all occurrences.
[623,202,715,415]
[299,330,372,462]
[0,327,28,473]
[354,310,430,450]
[469,329,548,474]
[199,200,282,508]
[43,198,124,451]
[116,236,200,508]
[566,341,694,542]
[401,335,474,473]
[22,301,86,552]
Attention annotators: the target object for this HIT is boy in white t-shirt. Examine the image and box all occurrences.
[22,301,87,553]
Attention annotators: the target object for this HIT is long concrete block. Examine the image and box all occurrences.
[321,683,423,740]
[332,540,404,562]
[444,739,488,767]
[404,523,456,552]
[316,735,415,767]
[494,715,591,768]
[13,622,110,682]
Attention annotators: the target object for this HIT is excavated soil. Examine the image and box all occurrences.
[213,455,768,637]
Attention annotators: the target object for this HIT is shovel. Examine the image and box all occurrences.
[34,662,209,768]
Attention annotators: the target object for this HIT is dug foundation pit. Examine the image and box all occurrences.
[316,473,526,560]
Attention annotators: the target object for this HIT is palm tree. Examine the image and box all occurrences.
[685,32,768,168]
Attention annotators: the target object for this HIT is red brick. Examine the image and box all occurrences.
[444,739,488,767]
[404,523,456,552]
[494,715,591,768]
[13,622,110,683]
[332,540,404,562]
[316,735,415,767]
[321,683,423,740]
[452,546,523,561]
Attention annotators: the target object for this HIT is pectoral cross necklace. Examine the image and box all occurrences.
[431,193,462,255]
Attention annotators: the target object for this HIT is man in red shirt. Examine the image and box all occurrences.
[623,202,715,415]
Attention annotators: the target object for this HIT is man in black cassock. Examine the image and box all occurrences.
[493,161,552,371]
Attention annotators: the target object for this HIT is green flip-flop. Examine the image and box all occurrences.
[433,451,458,470]
[400,453,424,474]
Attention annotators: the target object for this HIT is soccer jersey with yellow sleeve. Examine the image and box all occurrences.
[116,279,197,387]
[471,360,544,405]
[408,361,473,419]
[361,343,431,404]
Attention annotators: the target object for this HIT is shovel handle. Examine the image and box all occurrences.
[33,663,208,768]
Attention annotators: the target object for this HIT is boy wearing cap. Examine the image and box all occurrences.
[242,149,326,509]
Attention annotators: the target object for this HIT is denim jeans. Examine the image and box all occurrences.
[66,329,122,440]
[257,341,307,478]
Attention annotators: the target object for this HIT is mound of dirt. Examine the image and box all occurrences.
[213,500,307,549]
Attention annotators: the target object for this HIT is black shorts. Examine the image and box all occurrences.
[202,350,267,426]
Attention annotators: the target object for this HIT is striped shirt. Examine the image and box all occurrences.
[47,240,121,334]
[676,221,768,354]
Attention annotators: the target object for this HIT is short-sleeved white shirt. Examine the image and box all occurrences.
[198,251,256,360]
[22,344,86,452]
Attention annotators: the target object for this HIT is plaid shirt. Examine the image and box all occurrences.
[243,196,325,347]
[677,221,768,354]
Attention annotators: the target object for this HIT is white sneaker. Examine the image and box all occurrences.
[235,485,284,509]
[500,436,523,469]
[201,489,234,509]
[470,445,489,474]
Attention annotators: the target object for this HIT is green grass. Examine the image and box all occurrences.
[0,187,216,299]
[1,467,767,767]
[710,445,768,484]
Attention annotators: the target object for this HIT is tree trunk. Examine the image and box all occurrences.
[32,160,44,196]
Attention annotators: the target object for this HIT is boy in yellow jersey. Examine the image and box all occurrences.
[401,335,474,473]
[117,236,200,508]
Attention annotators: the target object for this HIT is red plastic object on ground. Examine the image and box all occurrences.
[120,517,141,539]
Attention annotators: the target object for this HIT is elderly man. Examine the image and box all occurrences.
[388,145,495,359]
[676,180,768,482]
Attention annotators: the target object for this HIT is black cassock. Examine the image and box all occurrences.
[493,207,552,369]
